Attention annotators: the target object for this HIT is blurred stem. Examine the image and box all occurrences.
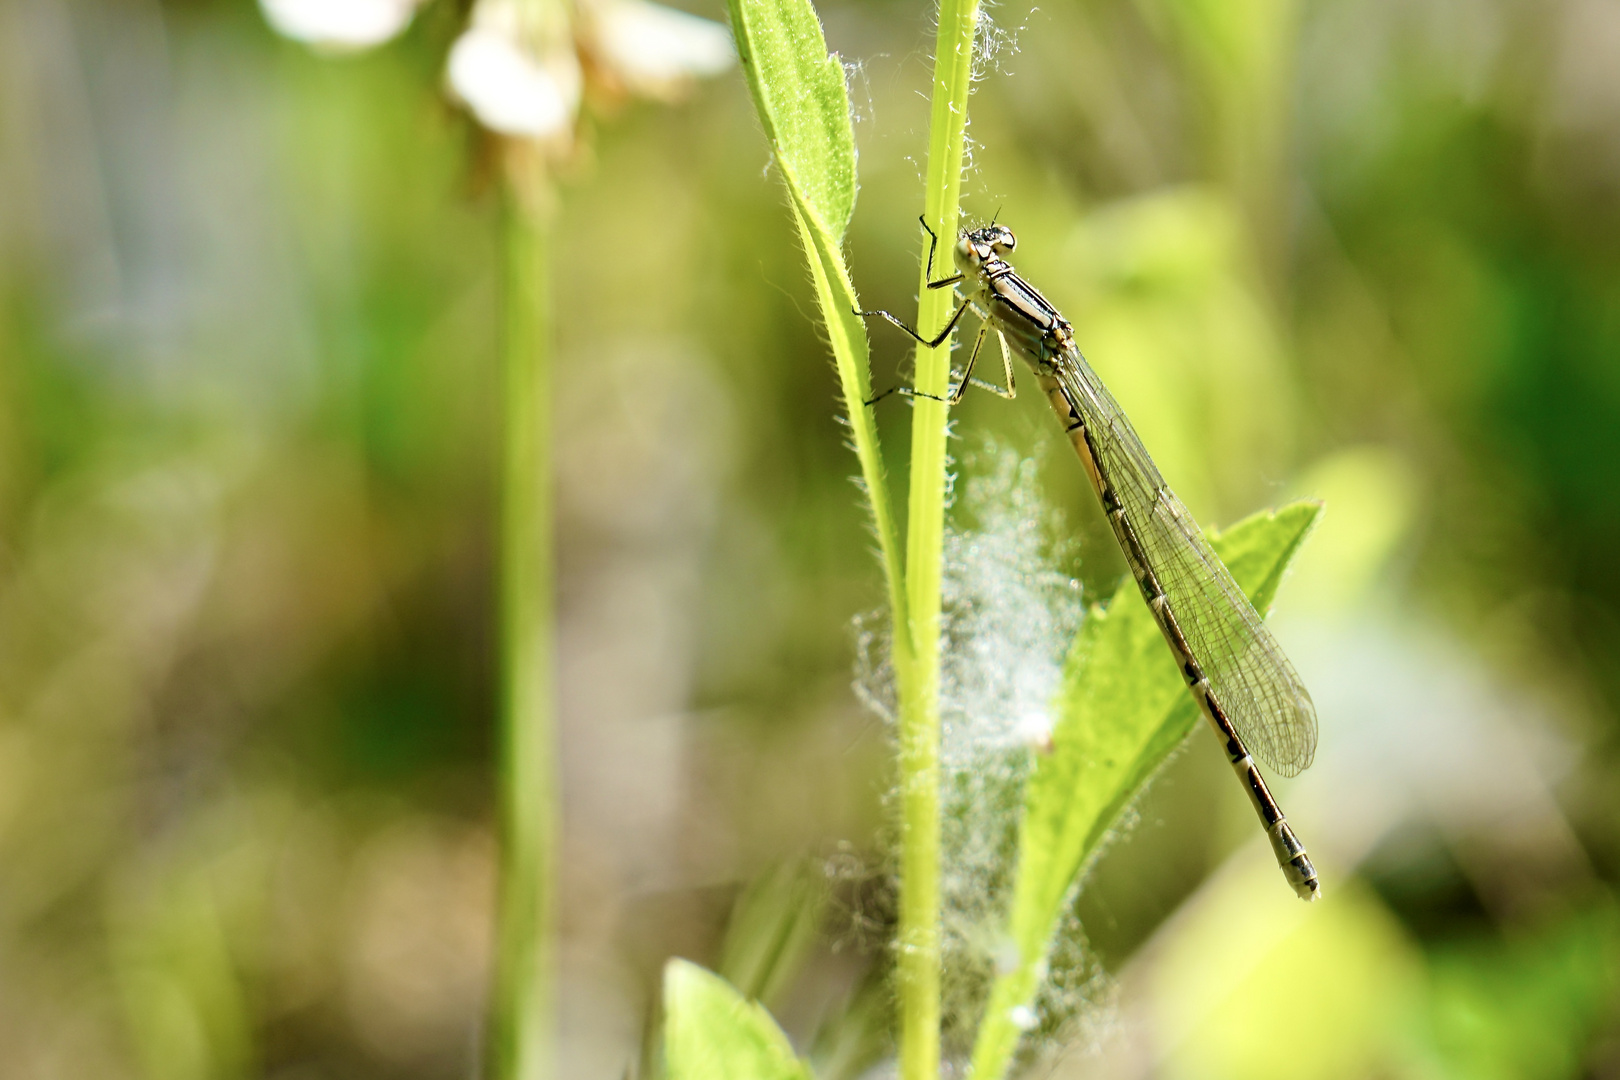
[896,0,979,1075]
[489,162,555,1080]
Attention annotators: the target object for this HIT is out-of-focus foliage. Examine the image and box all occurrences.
[664,959,814,1080]
[4,0,1620,1076]
[716,859,827,1009]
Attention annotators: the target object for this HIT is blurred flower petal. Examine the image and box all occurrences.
[258,0,421,51]
[590,0,734,100]
[448,26,579,139]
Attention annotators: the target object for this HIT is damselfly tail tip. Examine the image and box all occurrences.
[1287,858,1321,902]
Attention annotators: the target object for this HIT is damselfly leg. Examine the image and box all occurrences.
[857,219,1017,406]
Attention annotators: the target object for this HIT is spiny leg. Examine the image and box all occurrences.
[857,297,973,406]
[949,324,1017,404]
[854,296,971,350]
[917,215,964,290]
[952,328,1017,403]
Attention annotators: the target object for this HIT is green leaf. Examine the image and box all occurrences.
[718,860,827,1009]
[724,0,905,663]
[665,960,816,1080]
[967,501,1322,1080]
[725,0,855,238]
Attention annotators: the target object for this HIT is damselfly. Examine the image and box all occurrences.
[860,218,1320,901]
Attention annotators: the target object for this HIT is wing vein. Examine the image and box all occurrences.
[1055,345,1317,775]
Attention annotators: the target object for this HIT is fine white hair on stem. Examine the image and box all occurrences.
[852,607,897,725]
[935,438,1117,1060]
[939,441,1078,767]
[970,0,1030,82]
[852,435,1115,1062]
[844,57,880,130]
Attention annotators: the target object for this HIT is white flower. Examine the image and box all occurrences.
[447,26,581,139]
[259,0,422,51]
[446,0,732,145]
[586,0,735,101]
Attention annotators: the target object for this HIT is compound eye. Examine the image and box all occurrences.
[993,228,1016,254]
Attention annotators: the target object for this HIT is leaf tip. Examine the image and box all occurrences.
[663,956,706,1000]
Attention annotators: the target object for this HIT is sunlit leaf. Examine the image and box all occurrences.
[665,959,816,1080]
[724,0,906,660]
[725,0,854,236]
[968,501,1321,1079]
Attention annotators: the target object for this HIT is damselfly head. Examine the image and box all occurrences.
[955,224,1018,273]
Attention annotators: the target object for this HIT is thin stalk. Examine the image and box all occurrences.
[488,175,556,1080]
[896,0,981,1076]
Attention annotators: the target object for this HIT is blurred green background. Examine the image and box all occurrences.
[3,0,1619,1076]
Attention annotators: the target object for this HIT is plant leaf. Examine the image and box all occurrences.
[665,959,816,1080]
[725,0,855,238]
[718,860,827,1009]
[968,501,1322,1079]
[725,0,908,671]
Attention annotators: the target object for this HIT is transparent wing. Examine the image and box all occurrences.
[1055,347,1317,776]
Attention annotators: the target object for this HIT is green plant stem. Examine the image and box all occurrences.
[489,177,555,1080]
[896,1,981,1076]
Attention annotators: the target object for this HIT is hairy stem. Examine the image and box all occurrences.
[896,0,981,1076]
